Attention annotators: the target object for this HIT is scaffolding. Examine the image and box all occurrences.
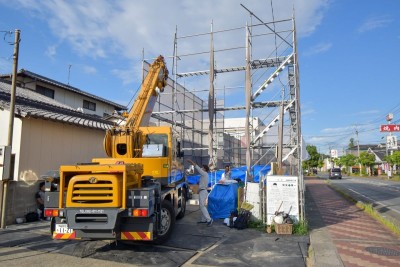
[141,8,304,221]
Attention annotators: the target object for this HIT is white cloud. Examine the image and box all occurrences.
[45,45,57,59]
[301,107,315,116]
[111,66,136,86]
[82,65,97,74]
[304,42,332,56]
[10,0,328,60]
[321,126,354,134]
[358,16,392,33]
[0,58,11,73]
[8,0,330,97]
[354,110,380,115]
[300,101,315,116]
[294,0,330,37]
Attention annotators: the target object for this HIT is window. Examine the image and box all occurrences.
[83,100,96,111]
[36,85,55,99]
[144,134,168,157]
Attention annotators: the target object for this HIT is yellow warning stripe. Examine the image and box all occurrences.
[121,231,151,240]
[53,231,80,240]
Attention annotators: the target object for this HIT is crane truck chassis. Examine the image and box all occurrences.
[43,56,188,243]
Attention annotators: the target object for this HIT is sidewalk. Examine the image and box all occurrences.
[306,177,400,267]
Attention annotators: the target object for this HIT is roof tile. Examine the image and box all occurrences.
[0,80,114,130]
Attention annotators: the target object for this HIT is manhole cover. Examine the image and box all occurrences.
[365,247,400,256]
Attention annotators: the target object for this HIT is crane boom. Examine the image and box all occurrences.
[104,55,169,157]
[126,55,169,129]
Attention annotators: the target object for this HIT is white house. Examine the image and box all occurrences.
[0,69,126,118]
[0,80,115,225]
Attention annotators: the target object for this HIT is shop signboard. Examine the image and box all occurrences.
[380,124,400,132]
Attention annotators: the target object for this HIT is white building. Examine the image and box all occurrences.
[0,69,126,118]
[0,80,115,224]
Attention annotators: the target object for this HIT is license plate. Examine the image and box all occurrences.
[55,224,73,234]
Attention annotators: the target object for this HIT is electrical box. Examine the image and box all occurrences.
[0,145,11,180]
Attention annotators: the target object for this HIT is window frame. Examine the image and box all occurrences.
[36,85,55,99]
[83,99,96,111]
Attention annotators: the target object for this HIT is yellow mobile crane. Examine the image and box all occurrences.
[44,56,187,243]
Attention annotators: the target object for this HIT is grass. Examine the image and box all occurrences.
[249,219,309,235]
[357,202,400,236]
[328,182,400,237]
[293,220,309,235]
[345,172,400,182]
[248,219,265,231]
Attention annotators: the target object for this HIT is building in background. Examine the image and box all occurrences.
[0,80,113,224]
[0,69,126,118]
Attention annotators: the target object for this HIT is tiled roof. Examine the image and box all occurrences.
[372,149,386,162]
[0,80,114,130]
[0,69,126,110]
[347,144,384,151]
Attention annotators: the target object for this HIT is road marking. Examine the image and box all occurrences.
[347,188,400,215]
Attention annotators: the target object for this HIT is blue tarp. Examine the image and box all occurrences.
[207,183,238,219]
[186,164,271,186]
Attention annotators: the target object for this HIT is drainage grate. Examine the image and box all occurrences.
[365,247,400,256]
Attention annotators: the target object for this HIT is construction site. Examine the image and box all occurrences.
[139,7,304,223]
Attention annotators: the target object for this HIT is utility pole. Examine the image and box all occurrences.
[1,29,20,229]
[386,113,393,179]
[355,129,361,177]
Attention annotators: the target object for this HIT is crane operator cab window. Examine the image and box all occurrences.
[142,134,168,157]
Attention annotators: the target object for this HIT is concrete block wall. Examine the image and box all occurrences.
[0,180,41,226]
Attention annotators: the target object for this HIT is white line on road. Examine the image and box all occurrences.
[347,188,400,215]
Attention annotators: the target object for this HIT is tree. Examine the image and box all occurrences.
[303,145,320,174]
[348,138,355,149]
[391,151,400,166]
[386,151,400,174]
[339,154,356,174]
[333,157,340,168]
[359,152,375,176]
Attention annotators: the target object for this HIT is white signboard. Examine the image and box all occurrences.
[387,135,398,150]
[330,149,338,158]
[267,175,299,225]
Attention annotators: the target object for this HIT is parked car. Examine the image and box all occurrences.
[329,168,342,179]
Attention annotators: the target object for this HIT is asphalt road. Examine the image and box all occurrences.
[0,203,309,267]
[319,172,400,228]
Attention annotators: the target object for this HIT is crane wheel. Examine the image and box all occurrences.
[176,189,187,220]
[154,200,175,244]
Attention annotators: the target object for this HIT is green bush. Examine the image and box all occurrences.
[293,220,308,235]
[248,219,265,231]
[250,219,309,235]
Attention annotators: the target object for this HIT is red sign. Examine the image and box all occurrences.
[380,124,400,132]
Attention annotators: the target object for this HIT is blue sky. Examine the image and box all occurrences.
[0,0,399,155]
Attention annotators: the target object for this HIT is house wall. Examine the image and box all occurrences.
[17,76,117,117]
[0,109,23,178]
[18,117,107,179]
[1,116,107,225]
[54,85,115,117]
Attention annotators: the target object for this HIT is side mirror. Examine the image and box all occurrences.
[177,141,184,158]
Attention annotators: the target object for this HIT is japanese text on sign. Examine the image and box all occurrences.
[380,124,400,132]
